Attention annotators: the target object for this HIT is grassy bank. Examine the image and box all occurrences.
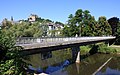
[109,45,120,53]
[80,46,91,55]
[80,43,119,55]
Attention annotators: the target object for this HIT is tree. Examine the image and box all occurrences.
[62,25,70,36]
[97,16,112,36]
[1,21,48,38]
[1,18,13,29]
[55,21,64,27]
[75,9,83,36]
[40,21,49,37]
[82,16,97,36]
[63,13,79,37]
[0,30,27,75]
[80,10,95,36]
[108,17,119,36]
[115,21,120,44]
[63,9,97,37]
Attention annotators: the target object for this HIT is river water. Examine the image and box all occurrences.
[23,49,120,75]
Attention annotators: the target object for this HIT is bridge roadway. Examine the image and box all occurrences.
[17,36,115,54]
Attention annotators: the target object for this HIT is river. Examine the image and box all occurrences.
[23,49,120,75]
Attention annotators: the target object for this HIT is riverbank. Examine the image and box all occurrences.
[109,45,120,54]
[80,44,120,55]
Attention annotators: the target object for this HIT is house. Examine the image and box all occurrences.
[46,22,64,37]
[28,14,38,23]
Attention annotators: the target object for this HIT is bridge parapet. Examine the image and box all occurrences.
[16,37,79,44]
[16,36,116,45]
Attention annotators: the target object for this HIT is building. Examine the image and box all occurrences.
[28,14,38,22]
[46,22,64,37]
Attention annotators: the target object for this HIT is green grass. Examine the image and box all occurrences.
[80,43,119,55]
[80,46,91,55]
[109,45,120,53]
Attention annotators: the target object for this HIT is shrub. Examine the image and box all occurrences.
[97,44,117,54]
[0,30,28,75]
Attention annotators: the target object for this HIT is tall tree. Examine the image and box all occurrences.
[82,16,97,36]
[63,9,97,37]
[81,10,93,36]
[97,16,112,36]
[115,21,120,44]
[65,13,79,37]
[108,17,119,36]
[75,9,83,36]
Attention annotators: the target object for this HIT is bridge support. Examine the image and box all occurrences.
[71,46,80,63]
[105,41,109,47]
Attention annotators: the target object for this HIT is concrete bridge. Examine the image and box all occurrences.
[17,36,115,63]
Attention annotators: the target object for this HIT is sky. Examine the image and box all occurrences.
[0,0,120,23]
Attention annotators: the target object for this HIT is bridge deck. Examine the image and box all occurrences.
[17,37,115,50]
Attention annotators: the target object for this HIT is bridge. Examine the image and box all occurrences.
[17,36,115,63]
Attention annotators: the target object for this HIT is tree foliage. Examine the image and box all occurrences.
[108,17,120,44]
[2,21,47,38]
[0,30,27,75]
[108,17,119,36]
[97,16,112,36]
[115,21,120,44]
[63,9,112,37]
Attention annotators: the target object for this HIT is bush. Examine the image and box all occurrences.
[81,46,91,55]
[0,30,28,75]
[97,44,117,54]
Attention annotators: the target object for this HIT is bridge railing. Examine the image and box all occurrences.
[16,36,116,45]
[16,37,81,44]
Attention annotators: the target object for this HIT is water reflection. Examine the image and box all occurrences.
[97,67,120,75]
[23,49,120,75]
[27,60,70,74]
[96,56,120,75]
[23,49,72,68]
[58,54,112,75]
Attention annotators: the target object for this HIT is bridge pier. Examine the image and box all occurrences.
[71,46,80,63]
[105,41,109,47]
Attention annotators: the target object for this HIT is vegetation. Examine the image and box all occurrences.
[97,44,117,54]
[0,30,27,75]
[108,17,120,44]
[80,46,91,55]
[0,8,120,74]
[1,21,48,38]
[80,43,117,56]
[63,9,112,37]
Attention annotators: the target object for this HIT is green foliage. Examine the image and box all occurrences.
[55,21,64,26]
[115,22,120,44]
[108,17,119,36]
[80,44,117,55]
[63,9,112,37]
[0,30,27,75]
[1,18,13,29]
[80,46,91,55]
[2,21,48,38]
[97,16,112,36]
[97,44,117,54]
